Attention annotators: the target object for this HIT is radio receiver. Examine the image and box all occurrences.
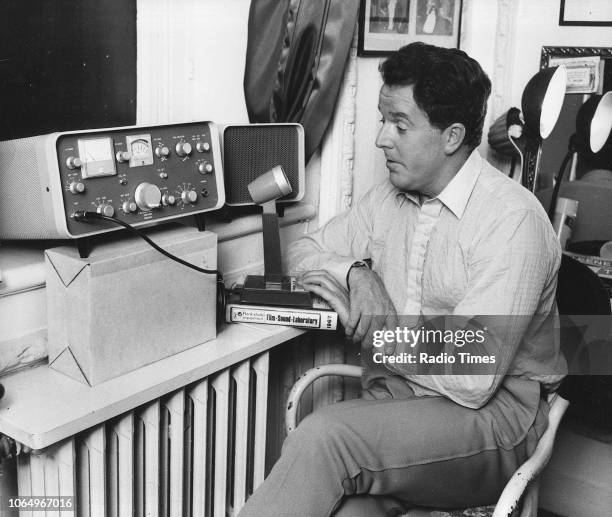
[0,121,225,248]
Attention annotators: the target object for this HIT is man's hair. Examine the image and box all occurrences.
[380,42,492,149]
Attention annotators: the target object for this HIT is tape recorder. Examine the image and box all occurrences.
[0,121,225,241]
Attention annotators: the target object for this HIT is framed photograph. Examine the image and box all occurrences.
[559,0,612,26]
[358,0,463,56]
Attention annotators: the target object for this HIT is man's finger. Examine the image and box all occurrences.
[300,282,349,324]
[352,313,373,343]
[345,304,363,339]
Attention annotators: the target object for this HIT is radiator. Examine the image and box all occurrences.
[15,353,270,517]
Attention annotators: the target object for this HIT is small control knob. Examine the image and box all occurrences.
[175,142,192,157]
[181,189,198,204]
[66,156,82,170]
[122,201,138,213]
[155,146,170,158]
[116,151,131,163]
[198,162,214,174]
[69,181,85,194]
[134,182,162,211]
[97,203,115,217]
[162,193,176,206]
[196,141,211,153]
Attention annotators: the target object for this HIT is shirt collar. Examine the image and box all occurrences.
[395,150,482,217]
[436,150,482,219]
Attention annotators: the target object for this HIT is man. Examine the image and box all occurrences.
[239,43,566,517]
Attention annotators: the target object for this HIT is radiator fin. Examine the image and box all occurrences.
[15,354,270,516]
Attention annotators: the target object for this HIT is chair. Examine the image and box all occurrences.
[286,365,568,517]
[283,254,610,516]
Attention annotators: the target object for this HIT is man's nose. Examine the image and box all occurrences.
[375,124,392,149]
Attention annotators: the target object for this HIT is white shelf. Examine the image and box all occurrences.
[0,323,304,450]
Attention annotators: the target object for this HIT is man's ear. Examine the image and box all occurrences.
[443,123,466,154]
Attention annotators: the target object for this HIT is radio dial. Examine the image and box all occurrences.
[196,141,211,153]
[69,181,85,194]
[175,142,192,157]
[198,162,214,174]
[181,189,198,204]
[66,156,82,170]
[116,151,131,163]
[155,146,170,158]
[97,203,115,217]
[162,193,176,206]
[122,201,138,213]
[134,182,162,210]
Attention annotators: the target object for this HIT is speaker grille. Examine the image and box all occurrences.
[0,137,49,238]
[223,125,302,205]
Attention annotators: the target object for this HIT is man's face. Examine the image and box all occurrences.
[376,84,447,195]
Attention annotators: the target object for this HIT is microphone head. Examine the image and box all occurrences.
[247,165,293,205]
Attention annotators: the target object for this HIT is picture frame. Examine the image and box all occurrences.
[559,0,612,26]
[358,0,463,57]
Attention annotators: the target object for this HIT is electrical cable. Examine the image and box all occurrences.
[508,132,524,183]
[73,210,227,322]
[547,149,574,221]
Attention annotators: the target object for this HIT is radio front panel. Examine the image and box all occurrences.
[52,122,224,237]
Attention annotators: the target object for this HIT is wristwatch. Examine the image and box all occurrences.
[346,260,371,288]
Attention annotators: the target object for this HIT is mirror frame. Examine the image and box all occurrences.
[525,46,612,190]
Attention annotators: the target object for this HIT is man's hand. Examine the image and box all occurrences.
[298,270,350,326]
[345,267,398,347]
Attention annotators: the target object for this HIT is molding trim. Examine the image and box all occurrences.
[319,29,358,224]
[490,0,520,123]
[459,0,469,50]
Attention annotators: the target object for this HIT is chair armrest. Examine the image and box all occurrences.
[492,393,569,517]
[285,364,361,435]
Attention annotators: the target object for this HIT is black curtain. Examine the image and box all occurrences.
[0,0,136,141]
[244,0,359,161]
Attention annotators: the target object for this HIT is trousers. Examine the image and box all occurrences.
[238,377,547,517]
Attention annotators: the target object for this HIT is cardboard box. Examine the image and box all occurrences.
[46,226,217,385]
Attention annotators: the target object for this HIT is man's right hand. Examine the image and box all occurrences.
[345,267,398,347]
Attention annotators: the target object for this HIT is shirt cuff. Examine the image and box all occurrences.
[323,258,358,290]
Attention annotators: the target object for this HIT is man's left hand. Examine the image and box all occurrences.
[298,270,350,326]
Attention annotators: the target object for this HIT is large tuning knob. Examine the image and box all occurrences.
[134,182,162,211]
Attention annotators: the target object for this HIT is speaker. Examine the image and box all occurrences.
[222,123,305,206]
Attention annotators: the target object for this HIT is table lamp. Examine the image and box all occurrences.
[547,91,612,220]
[488,65,567,190]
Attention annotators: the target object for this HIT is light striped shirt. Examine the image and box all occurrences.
[288,150,567,408]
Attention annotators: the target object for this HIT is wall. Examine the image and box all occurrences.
[352,0,502,201]
[509,0,611,108]
[136,0,320,283]
[351,0,611,201]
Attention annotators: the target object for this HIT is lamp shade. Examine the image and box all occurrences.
[576,91,612,153]
[521,65,567,139]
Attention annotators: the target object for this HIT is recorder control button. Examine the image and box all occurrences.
[69,181,85,194]
[135,182,162,210]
